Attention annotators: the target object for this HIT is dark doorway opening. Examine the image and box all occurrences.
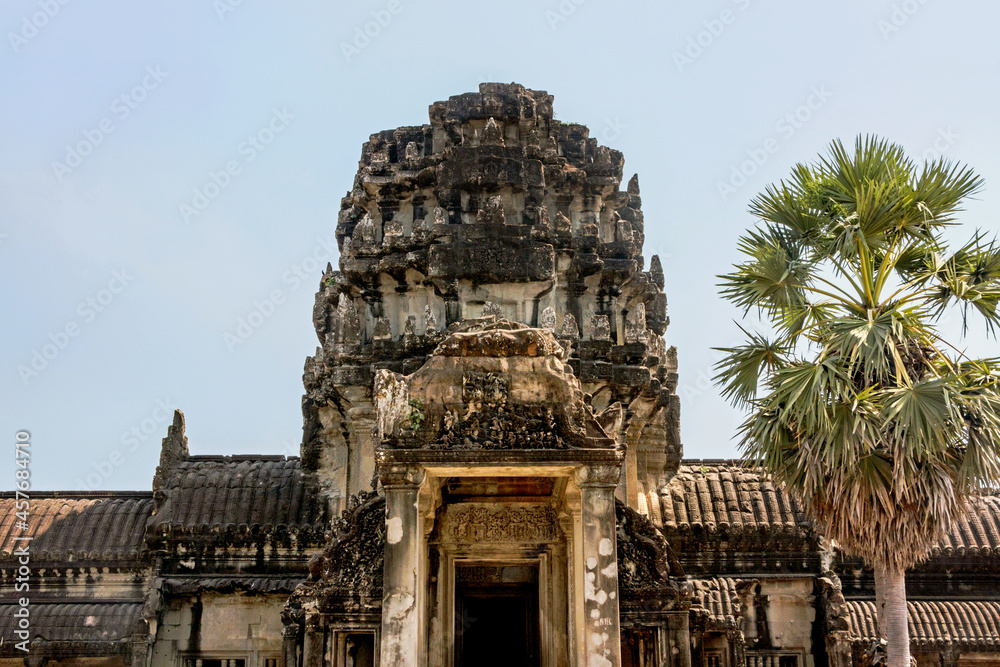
[455,565,539,667]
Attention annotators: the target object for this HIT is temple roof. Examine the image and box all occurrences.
[0,492,152,564]
[658,461,810,538]
[689,576,742,630]
[659,461,1000,558]
[933,493,1000,557]
[0,601,143,656]
[149,455,327,544]
[846,599,1000,649]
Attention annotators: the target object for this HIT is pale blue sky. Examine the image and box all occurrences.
[3,0,999,490]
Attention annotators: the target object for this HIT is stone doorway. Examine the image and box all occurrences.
[454,564,540,667]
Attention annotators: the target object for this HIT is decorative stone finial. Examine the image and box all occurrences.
[540,306,557,330]
[403,315,416,336]
[648,333,666,359]
[477,196,505,225]
[628,173,640,195]
[481,117,504,146]
[354,213,376,245]
[538,205,551,228]
[153,410,188,506]
[423,305,437,333]
[591,314,611,341]
[482,301,504,318]
[553,211,571,233]
[404,141,419,160]
[615,212,634,242]
[373,317,392,340]
[625,303,647,343]
[384,219,404,239]
[650,255,665,289]
[559,313,580,339]
[433,206,448,225]
[339,296,361,343]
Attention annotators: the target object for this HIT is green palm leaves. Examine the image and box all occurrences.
[715,135,1000,572]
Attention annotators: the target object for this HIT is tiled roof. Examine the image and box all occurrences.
[689,577,741,629]
[846,599,1000,648]
[933,493,1000,557]
[658,462,809,537]
[0,493,152,563]
[659,463,1000,557]
[0,602,142,646]
[149,456,327,541]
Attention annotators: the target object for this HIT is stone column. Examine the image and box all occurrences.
[281,621,301,667]
[665,612,692,667]
[576,464,624,667]
[302,615,324,667]
[826,631,853,667]
[940,646,961,667]
[379,464,426,667]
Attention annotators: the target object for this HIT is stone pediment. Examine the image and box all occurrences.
[374,318,622,451]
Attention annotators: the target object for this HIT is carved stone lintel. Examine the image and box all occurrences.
[442,505,561,544]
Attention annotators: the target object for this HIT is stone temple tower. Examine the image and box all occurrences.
[302,82,681,517]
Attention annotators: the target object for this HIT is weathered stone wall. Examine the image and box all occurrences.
[150,593,286,666]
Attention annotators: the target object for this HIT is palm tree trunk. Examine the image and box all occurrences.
[877,561,911,667]
[874,563,887,638]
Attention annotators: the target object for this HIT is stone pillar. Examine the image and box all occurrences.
[665,612,692,667]
[940,646,961,667]
[302,617,324,667]
[379,464,426,667]
[282,622,301,667]
[826,631,853,667]
[576,464,624,667]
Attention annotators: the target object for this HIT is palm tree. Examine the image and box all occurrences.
[714,136,1000,667]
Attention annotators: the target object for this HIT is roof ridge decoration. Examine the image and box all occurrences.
[152,409,188,509]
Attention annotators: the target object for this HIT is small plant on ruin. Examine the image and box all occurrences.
[404,398,426,431]
[714,136,1000,667]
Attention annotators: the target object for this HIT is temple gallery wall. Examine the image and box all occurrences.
[3,83,999,667]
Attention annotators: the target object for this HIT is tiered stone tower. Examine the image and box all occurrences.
[302,83,681,514]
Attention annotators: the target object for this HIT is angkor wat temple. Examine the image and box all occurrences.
[3,83,999,667]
